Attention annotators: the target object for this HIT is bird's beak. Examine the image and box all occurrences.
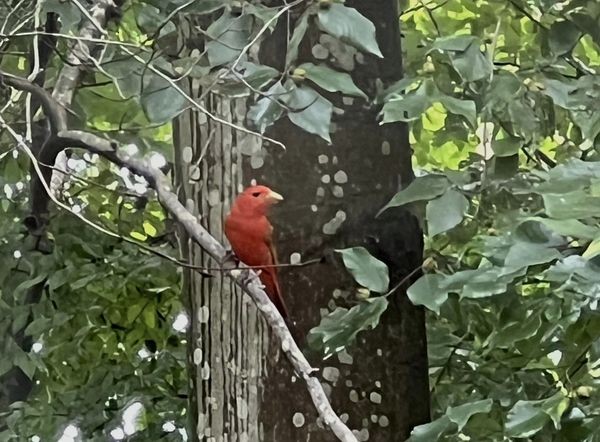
[267,190,284,203]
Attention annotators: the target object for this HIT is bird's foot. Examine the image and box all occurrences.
[221,249,240,267]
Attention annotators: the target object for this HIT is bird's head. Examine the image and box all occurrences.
[232,185,284,215]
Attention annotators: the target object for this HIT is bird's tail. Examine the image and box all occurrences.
[259,268,303,343]
[259,268,289,319]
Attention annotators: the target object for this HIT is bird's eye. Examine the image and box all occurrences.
[252,192,261,197]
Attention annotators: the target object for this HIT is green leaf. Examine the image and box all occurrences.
[426,189,469,236]
[506,400,550,438]
[446,399,493,431]
[492,136,522,157]
[548,20,581,55]
[307,297,388,357]
[521,217,598,240]
[140,74,186,123]
[286,11,309,67]
[335,247,389,293]
[583,237,600,258]
[381,93,431,123]
[407,416,453,442]
[542,391,570,429]
[432,35,477,52]
[247,82,288,132]
[543,191,600,219]
[452,43,492,82]
[297,63,367,99]
[430,35,491,82]
[205,13,252,67]
[284,85,333,143]
[142,307,156,329]
[504,243,561,269]
[407,274,448,314]
[317,4,383,58]
[379,174,450,214]
[437,95,476,127]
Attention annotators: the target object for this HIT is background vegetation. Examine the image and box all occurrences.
[1,0,600,440]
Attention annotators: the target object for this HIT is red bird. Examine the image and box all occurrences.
[224,185,289,319]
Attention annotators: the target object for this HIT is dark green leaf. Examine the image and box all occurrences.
[298,63,367,98]
[407,274,448,314]
[284,85,333,143]
[307,297,388,357]
[317,4,383,57]
[335,247,389,293]
[379,174,450,214]
[426,189,469,236]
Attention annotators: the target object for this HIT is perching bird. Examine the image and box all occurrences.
[224,185,289,319]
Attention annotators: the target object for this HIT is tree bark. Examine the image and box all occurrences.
[176,1,429,440]
[174,88,269,440]
[256,1,430,440]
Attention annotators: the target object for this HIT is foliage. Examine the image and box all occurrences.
[3,0,600,440]
[0,0,387,439]
[388,0,600,440]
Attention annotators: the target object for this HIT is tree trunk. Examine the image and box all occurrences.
[256,1,430,440]
[175,1,429,440]
[174,89,269,440]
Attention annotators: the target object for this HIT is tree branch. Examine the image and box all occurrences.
[1,72,359,442]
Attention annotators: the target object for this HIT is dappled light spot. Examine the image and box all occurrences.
[201,361,210,380]
[323,366,340,384]
[312,43,329,60]
[293,412,305,427]
[290,252,301,264]
[381,141,391,155]
[172,312,189,332]
[149,152,166,169]
[162,421,176,432]
[353,428,369,441]
[193,348,203,365]
[199,306,209,323]
[338,349,353,365]
[58,424,79,442]
[322,210,346,235]
[318,154,329,164]
[334,170,348,184]
[369,392,382,404]
[110,427,125,441]
[123,402,144,435]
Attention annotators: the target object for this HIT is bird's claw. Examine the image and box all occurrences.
[222,249,239,266]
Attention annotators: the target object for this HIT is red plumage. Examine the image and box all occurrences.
[224,185,288,319]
